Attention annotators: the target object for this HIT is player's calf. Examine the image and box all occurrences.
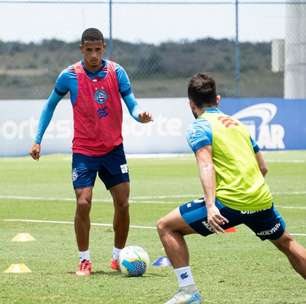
[272,231,306,279]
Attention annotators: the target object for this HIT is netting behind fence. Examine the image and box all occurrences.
[0,1,304,99]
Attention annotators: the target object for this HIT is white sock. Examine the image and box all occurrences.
[79,250,90,262]
[112,247,121,260]
[174,266,195,288]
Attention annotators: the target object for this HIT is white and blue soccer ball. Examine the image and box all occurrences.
[119,245,150,277]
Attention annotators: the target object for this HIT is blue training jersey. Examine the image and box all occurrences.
[186,108,260,153]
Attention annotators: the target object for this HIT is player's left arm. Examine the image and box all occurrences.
[195,146,229,233]
[250,136,268,176]
[123,93,153,123]
[255,151,268,177]
[115,64,153,123]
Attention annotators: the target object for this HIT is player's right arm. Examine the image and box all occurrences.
[30,90,63,160]
[30,69,71,160]
[195,146,228,233]
[186,120,228,233]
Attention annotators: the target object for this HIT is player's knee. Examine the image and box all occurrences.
[76,197,91,215]
[115,199,129,212]
[156,217,169,235]
[274,233,293,253]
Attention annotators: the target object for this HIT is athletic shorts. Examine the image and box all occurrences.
[179,198,286,241]
[72,144,129,190]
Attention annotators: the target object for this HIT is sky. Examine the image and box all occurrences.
[0,1,286,44]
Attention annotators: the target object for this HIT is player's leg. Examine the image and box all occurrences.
[98,144,130,270]
[157,207,201,304]
[244,204,306,279]
[74,187,93,252]
[72,153,98,276]
[157,207,196,268]
[157,198,241,304]
[271,231,306,279]
[110,182,130,264]
[74,187,94,276]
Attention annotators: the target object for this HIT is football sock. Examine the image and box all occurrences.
[174,266,195,288]
[79,250,90,262]
[112,247,121,261]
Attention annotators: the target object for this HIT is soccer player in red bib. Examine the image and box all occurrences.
[30,28,153,276]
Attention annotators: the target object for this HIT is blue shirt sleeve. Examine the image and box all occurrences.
[122,93,141,122]
[186,119,213,153]
[115,63,132,98]
[55,67,78,104]
[35,90,63,144]
[55,68,70,95]
[250,136,260,153]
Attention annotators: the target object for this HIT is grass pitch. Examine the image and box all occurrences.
[0,152,305,304]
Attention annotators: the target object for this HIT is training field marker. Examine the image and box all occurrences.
[265,159,305,163]
[4,264,31,273]
[0,191,306,204]
[0,194,305,210]
[11,233,35,242]
[0,194,306,210]
[0,193,201,202]
[4,219,156,230]
[3,219,306,237]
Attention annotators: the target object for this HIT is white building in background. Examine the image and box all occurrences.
[285,1,306,98]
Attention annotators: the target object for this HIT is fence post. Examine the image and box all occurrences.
[107,0,113,59]
[235,0,240,97]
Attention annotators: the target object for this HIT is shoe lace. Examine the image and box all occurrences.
[80,260,90,271]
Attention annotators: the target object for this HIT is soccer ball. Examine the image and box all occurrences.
[119,245,150,277]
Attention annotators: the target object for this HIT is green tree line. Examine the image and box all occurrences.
[0,38,283,99]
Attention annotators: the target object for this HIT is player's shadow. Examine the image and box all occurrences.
[93,271,166,278]
[67,271,166,278]
[66,270,121,276]
[92,270,122,276]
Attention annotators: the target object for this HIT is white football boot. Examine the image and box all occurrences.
[164,285,202,304]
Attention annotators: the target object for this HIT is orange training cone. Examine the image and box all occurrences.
[225,227,237,233]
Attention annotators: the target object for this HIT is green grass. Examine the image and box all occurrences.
[0,152,305,304]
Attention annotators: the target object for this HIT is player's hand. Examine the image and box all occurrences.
[138,111,153,123]
[30,143,41,160]
[207,205,229,234]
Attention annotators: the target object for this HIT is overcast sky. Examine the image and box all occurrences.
[0,1,286,44]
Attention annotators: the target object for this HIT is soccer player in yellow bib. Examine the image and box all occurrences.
[157,74,306,304]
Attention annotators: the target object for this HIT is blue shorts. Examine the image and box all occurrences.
[72,144,129,190]
[179,198,286,240]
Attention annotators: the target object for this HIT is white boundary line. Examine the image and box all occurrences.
[3,219,155,230]
[279,206,306,210]
[0,195,180,204]
[0,194,198,201]
[265,160,305,163]
[0,194,306,210]
[2,155,305,162]
[0,191,306,202]
[3,219,306,236]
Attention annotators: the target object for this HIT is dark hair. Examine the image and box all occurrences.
[81,28,104,44]
[188,73,217,108]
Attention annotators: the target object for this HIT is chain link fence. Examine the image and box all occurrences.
[0,1,304,99]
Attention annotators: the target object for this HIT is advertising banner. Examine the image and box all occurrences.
[0,98,305,156]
